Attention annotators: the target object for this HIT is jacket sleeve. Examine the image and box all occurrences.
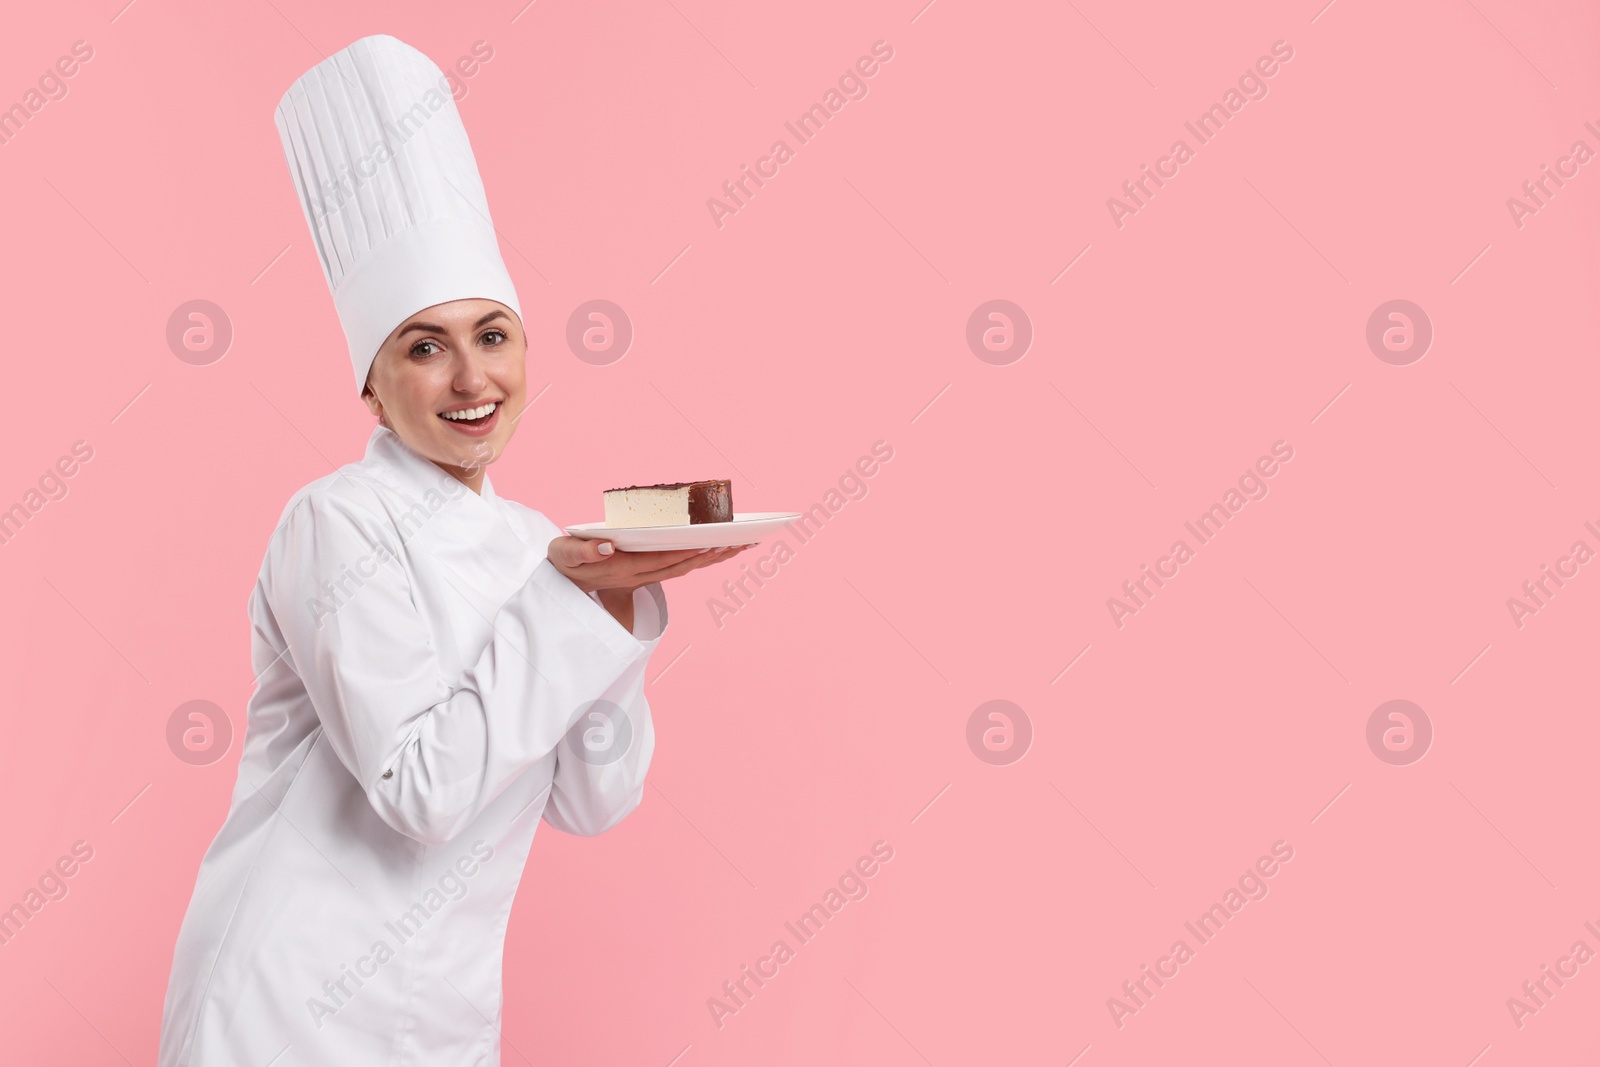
[542,582,668,836]
[264,490,653,846]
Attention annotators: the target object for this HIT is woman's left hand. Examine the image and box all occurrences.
[546,536,753,595]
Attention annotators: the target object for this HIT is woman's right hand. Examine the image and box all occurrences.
[546,536,753,595]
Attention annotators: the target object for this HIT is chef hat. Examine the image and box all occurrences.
[274,34,522,395]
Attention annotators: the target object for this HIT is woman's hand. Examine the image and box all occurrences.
[546,536,753,595]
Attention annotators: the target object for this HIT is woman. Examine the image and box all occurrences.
[157,35,746,1066]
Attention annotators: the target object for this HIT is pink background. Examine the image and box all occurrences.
[2,0,1598,1063]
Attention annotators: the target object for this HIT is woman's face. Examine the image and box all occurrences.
[362,298,527,492]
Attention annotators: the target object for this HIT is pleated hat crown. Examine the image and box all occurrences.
[274,34,522,395]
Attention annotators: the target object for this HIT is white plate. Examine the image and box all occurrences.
[563,511,803,552]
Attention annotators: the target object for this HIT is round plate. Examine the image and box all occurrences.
[563,511,802,552]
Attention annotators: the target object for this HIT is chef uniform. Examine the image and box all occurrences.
[156,34,668,1067]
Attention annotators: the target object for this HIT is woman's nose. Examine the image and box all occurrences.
[452,347,489,392]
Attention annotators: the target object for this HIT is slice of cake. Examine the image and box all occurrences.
[604,479,732,528]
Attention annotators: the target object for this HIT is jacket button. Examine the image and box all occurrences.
[381,770,393,779]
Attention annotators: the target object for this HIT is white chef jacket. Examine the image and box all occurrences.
[157,424,666,1067]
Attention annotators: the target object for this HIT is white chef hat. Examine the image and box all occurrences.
[274,34,522,395]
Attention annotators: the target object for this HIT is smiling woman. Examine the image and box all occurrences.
[158,33,751,1067]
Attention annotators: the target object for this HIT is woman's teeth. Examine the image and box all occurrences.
[441,402,498,421]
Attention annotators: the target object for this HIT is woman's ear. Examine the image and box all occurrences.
[361,377,386,426]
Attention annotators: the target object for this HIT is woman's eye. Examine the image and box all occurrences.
[410,340,440,358]
[481,329,506,346]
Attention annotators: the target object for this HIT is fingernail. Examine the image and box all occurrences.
[598,542,614,556]
[698,547,713,554]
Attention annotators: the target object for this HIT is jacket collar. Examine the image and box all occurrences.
[361,424,500,512]
[357,424,546,592]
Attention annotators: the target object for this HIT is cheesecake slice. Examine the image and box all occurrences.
[604,479,732,528]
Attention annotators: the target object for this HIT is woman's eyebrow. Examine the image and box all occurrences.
[397,309,509,339]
